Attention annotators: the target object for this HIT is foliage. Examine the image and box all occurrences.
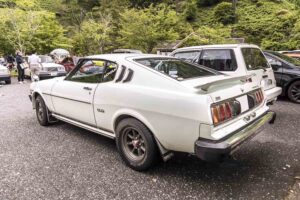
[72,16,112,55]
[197,0,221,7]
[182,25,234,46]
[1,0,300,56]
[118,4,180,53]
[214,2,236,25]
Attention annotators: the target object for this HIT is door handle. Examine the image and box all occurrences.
[83,86,92,91]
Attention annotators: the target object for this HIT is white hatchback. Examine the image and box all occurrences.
[30,54,276,171]
[171,44,282,104]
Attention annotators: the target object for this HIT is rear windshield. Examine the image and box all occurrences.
[241,48,270,70]
[134,58,217,81]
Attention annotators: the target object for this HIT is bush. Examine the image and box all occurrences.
[214,2,236,25]
[183,0,198,22]
[197,0,221,7]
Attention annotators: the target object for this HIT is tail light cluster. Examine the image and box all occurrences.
[211,100,241,126]
[254,90,264,104]
[211,89,264,126]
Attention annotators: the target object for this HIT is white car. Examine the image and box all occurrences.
[171,44,282,104]
[25,55,67,79]
[0,64,11,84]
[29,54,276,171]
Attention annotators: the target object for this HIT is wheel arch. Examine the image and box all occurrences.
[112,110,170,156]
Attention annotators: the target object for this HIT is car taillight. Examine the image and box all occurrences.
[254,90,264,104]
[211,89,264,126]
[211,100,241,125]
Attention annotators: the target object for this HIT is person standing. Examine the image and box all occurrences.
[28,52,40,81]
[15,51,25,84]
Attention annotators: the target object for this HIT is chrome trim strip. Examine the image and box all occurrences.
[42,93,91,104]
[52,113,115,139]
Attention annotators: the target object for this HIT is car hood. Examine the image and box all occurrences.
[0,64,7,70]
[40,63,64,68]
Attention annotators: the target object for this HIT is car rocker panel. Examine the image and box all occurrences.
[29,54,276,171]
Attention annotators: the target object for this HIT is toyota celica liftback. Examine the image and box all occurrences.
[29,54,276,171]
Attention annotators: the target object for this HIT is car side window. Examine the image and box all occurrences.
[173,51,201,62]
[199,49,237,71]
[66,59,118,83]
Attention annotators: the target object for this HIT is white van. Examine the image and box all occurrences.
[171,44,282,104]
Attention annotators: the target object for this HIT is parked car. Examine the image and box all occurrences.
[25,55,67,80]
[0,64,11,84]
[0,57,6,66]
[264,51,300,103]
[112,49,143,54]
[29,54,276,171]
[59,56,75,72]
[171,44,282,105]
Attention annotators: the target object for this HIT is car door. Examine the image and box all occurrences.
[51,59,107,126]
[264,53,283,86]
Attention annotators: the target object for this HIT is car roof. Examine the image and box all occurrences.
[85,54,174,62]
[173,43,259,52]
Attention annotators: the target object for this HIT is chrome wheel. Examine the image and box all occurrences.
[122,127,146,161]
[290,83,300,103]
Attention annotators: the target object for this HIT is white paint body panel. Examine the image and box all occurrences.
[30,54,270,153]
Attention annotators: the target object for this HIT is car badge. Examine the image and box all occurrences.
[241,88,244,93]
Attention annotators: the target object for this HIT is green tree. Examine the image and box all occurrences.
[214,2,236,25]
[0,1,69,54]
[118,4,180,53]
[72,16,112,55]
[182,26,234,46]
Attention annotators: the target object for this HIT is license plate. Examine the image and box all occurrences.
[236,95,249,113]
[50,72,57,76]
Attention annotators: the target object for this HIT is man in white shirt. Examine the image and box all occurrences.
[28,52,40,81]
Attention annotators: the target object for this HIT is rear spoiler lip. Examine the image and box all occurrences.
[195,75,252,92]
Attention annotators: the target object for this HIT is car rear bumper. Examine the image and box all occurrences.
[194,111,276,161]
[265,87,282,103]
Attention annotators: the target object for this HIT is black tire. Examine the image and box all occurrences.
[287,81,300,104]
[35,95,50,126]
[5,79,11,84]
[116,118,159,171]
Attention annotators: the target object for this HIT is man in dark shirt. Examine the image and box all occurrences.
[16,51,25,83]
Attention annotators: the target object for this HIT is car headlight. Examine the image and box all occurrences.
[58,67,65,71]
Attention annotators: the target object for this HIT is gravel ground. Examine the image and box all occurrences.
[0,78,299,200]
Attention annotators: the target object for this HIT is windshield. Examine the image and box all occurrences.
[269,51,300,66]
[241,48,270,70]
[39,56,54,63]
[134,58,217,81]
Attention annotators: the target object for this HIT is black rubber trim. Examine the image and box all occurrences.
[123,68,134,83]
[262,75,268,78]
[115,65,126,82]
